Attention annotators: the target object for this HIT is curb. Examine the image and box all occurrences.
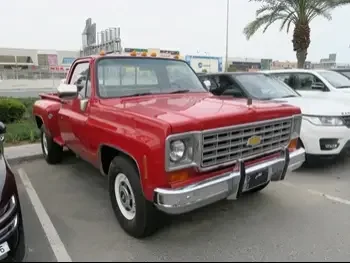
[4,143,43,165]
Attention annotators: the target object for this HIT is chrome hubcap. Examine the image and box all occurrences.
[114,173,136,220]
[42,132,48,155]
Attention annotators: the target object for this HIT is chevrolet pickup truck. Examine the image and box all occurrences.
[33,51,305,238]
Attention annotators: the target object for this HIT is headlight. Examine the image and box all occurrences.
[165,133,199,172]
[303,115,344,126]
[291,115,302,139]
[169,140,186,162]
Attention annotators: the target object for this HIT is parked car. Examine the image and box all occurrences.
[0,122,26,262]
[263,69,350,101]
[33,53,305,238]
[331,68,350,80]
[199,72,350,165]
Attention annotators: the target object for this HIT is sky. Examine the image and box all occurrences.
[1,0,350,63]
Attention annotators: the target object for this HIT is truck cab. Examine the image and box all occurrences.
[33,51,305,238]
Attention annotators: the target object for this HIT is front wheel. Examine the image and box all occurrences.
[108,156,159,238]
[40,125,63,164]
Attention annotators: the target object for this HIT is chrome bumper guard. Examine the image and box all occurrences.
[154,148,305,215]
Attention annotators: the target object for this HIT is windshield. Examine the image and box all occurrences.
[318,71,350,88]
[338,71,350,79]
[96,58,207,98]
[234,74,300,100]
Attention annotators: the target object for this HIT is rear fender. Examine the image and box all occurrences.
[33,100,61,139]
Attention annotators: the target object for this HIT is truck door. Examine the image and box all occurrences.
[58,60,91,158]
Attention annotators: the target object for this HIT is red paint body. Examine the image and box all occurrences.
[33,56,301,201]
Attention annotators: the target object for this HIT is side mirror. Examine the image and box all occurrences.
[0,122,6,135]
[57,83,78,99]
[203,80,211,89]
[311,83,325,91]
[0,122,6,145]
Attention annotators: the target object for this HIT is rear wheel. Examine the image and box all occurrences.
[40,125,63,164]
[108,156,159,238]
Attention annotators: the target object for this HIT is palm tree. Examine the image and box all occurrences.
[243,0,350,68]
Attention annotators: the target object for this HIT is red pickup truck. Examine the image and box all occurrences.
[33,52,305,238]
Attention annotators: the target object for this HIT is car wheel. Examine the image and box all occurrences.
[40,125,63,164]
[108,156,159,238]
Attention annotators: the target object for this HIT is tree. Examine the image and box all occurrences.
[243,0,350,68]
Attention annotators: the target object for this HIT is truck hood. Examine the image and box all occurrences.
[101,93,300,133]
[271,97,350,116]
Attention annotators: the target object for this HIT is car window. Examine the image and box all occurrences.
[234,74,299,100]
[69,62,90,85]
[270,73,293,86]
[214,75,245,97]
[97,58,207,98]
[289,73,325,91]
[341,71,350,79]
[318,71,350,89]
[199,76,219,90]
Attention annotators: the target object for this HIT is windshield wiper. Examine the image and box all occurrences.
[168,89,190,94]
[280,95,297,98]
[336,85,350,89]
[119,92,153,98]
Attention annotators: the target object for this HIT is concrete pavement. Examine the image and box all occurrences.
[6,143,350,261]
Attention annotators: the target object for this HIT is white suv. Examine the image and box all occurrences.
[263,69,350,102]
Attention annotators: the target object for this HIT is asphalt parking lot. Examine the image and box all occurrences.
[12,155,350,262]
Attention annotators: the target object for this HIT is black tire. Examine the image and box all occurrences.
[108,156,159,238]
[303,154,320,168]
[246,182,269,193]
[40,125,63,164]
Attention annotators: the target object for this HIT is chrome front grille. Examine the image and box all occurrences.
[341,116,350,128]
[0,196,18,243]
[201,118,293,168]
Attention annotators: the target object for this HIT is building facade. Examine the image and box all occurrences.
[184,55,223,73]
[0,47,79,71]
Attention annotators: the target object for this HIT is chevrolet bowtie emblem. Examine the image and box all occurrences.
[247,135,262,147]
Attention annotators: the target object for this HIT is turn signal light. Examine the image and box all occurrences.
[288,138,298,150]
[99,50,106,56]
[130,51,137,56]
[150,52,157,57]
[174,55,179,59]
[168,171,189,183]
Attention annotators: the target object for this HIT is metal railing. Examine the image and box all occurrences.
[0,69,67,80]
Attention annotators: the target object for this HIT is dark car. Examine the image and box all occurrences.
[331,68,350,80]
[0,122,26,262]
[197,71,301,99]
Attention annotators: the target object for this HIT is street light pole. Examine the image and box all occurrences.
[225,0,230,72]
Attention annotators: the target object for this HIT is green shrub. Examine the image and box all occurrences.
[0,98,26,123]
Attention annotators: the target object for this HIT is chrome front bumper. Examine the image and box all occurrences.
[154,148,305,215]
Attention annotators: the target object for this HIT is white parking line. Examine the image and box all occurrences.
[282,181,350,206]
[17,168,72,262]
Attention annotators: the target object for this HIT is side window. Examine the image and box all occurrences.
[68,62,90,98]
[199,76,219,90]
[271,73,293,87]
[69,62,90,85]
[294,73,324,91]
[215,75,244,97]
